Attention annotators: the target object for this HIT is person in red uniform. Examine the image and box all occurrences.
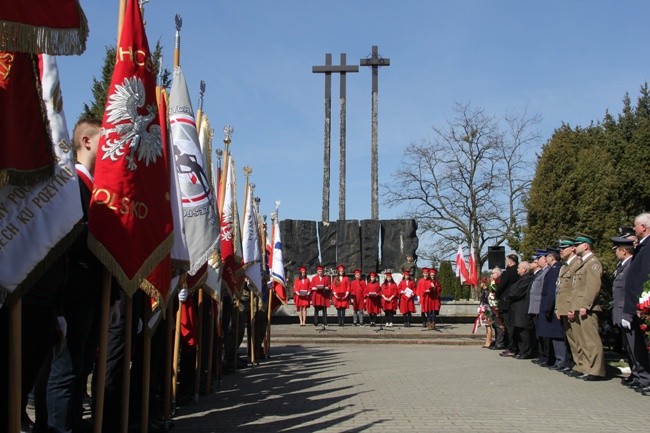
[311,265,331,327]
[381,272,399,327]
[429,268,443,329]
[365,272,382,326]
[332,265,351,326]
[417,268,433,328]
[350,269,366,326]
[398,270,417,327]
[293,266,311,326]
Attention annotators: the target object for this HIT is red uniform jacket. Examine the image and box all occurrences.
[332,275,350,309]
[350,278,367,311]
[293,276,311,308]
[365,281,382,314]
[311,274,331,307]
[418,277,440,313]
[381,281,398,312]
[398,278,417,314]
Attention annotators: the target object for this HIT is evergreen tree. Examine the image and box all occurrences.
[79,40,170,122]
[524,83,650,280]
[438,260,461,299]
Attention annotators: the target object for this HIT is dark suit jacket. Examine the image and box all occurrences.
[612,258,631,325]
[624,237,650,320]
[537,262,563,338]
[496,265,519,311]
[507,272,534,328]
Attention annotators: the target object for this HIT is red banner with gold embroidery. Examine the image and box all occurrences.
[87,0,172,296]
[0,51,55,187]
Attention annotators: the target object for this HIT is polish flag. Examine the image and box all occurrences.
[467,245,478,286]
[455,244,469,284]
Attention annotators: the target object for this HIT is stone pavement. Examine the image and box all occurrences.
[172,341,647,433]
[268,321,484,345]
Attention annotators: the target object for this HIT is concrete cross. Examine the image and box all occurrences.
[360,45,390,220]
[313,53,358,221]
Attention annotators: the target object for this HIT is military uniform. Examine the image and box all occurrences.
[555,245,581,373]
[570,234,605,378]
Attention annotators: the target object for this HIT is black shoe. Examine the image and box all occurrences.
[531,359,540,364]
[626,380,642,389]
[621,377,635,385]
[493,344,506,350]
[581,374,603,382]
[516,354,532,360]
[564,369,582,377]
[313,323,318,327]
[547,364,562,370]
[642,386,650,396]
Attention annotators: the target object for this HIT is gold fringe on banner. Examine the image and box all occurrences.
[0,4,88,55]
[0,165,54,188]
[87,232,174,298]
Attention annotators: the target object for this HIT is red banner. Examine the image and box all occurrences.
[0,51,55,187]
[0,0,88,55]
[87,0,172,296]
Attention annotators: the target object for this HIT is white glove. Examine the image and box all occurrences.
[57,316,67,339]
[136,318,143,335]
[178,288,189,303]
[621,319,632,330]
[109,302,121,326]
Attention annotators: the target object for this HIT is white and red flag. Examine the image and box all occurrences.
[87,0,172,295]
[455,244,469,284]
[270,209,287,308]
[242,184,262,293]
[0,54,83,303]
[168,66,219,277]
[220,155,245,299]
[467,245,478,286]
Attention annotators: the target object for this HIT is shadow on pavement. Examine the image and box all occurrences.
[172,345,388,432]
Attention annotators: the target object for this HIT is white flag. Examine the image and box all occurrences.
[169,66,219,275]
[242,184,262,293]
[0,54,83,302]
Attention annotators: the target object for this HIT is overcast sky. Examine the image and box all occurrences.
[59,1,650,242]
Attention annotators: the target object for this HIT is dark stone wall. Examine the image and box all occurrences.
[280,220,318,278]
[280,218,418,278]
[318,221,337,268]
[336,220,361,270]
[360,219,380,274]
[380,219,419,272]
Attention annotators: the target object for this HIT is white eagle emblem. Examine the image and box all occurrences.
[101,76,162,171]
[220,202,234,242]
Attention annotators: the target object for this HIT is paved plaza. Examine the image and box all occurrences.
[173,339,648,433]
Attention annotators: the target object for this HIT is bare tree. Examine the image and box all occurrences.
[384,102,540,271]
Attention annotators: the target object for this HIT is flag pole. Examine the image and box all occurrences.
[195,80,205,133]
[242,169,253,365]
[173,14,182,68]
[163,298,174,427]
[194,287,204,403]
[155,64,174,430]
[172,274,186,410]
[205,296,215,394]
[8,298,21,433]
[117,0,127,48]
[212,148,223,389]
[120,293,133,433]
[140,300,152,433]
[93,269,112,433]
[118,4,133,433]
